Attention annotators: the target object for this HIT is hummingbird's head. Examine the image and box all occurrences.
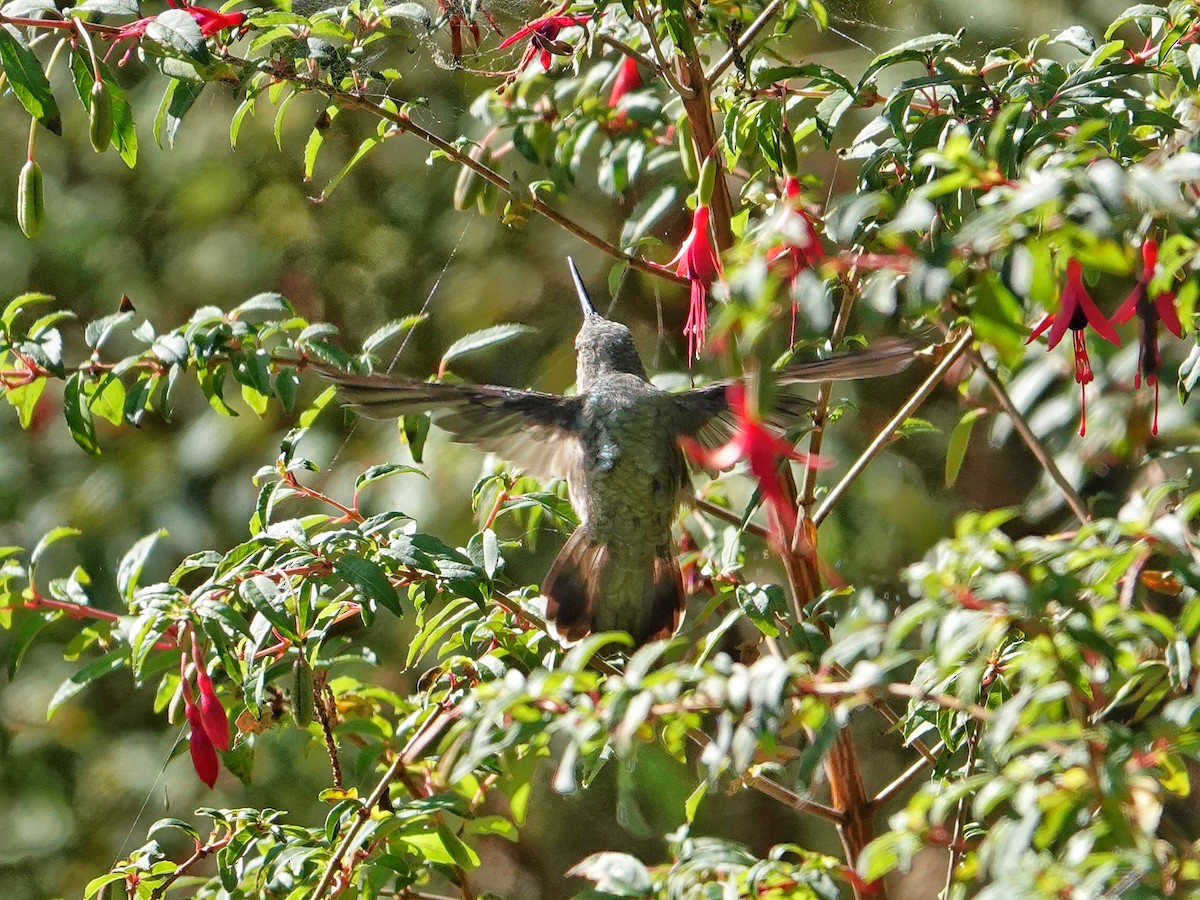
[568,258,648,387]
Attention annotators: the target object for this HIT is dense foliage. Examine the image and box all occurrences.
[2,0,1200,897]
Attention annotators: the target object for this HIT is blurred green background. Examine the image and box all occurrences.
[0,0,1133,896]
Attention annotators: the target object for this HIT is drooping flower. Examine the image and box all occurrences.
[666,203,721,360]
[169,0,248,37]
[496,1,591,75]
[766,176,826,345]
[1112,239,1183,435]
[185,696,220,788]
[191,633,231,751]
[109,1,247,63]
[607,56,643,126]
[679,383,828,549]
[1028,258,1122,436]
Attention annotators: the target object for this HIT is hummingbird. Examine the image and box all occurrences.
[324,259,921,647]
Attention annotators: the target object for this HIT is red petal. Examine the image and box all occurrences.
[497,24,534,48]
[1156,291,1183,338]
[185,702,220,788]
[1112,284,1142,325]
[1027,312,1056,344]
[1076,288,1121,346]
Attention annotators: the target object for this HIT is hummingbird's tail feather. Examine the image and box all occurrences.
[542,528,684,648]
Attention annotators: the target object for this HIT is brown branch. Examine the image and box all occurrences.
[812,328,972,527]
[799,281,857,517]
[704,0,786,83]
[222,56,687,288]
[693,496,771,541]
[871,740,945,809]
[309,705,457,900]
[967,346,1091,524]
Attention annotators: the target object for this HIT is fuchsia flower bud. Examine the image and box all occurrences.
[191,634,231,752]
[185,697,220,788]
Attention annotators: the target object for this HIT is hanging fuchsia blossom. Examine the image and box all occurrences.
[109,1,247,63]
[180,651,220,788]
[1028,258,1122,436]
[666,203,721,359]
[496,1,591,74]
[767,176,826,345]
[191,633,231,752]
[1112,239,1183,434]
[679,383,828,550]
[607,56,643,126]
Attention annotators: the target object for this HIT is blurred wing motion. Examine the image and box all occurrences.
[320,368,584,481]
[675,335,925,449]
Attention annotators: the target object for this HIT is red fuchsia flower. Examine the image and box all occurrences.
[496,1,591,74]
[110,2,247,63]
[180,653,220,788]
[1112,239,1184,435]
[191,633,231,751]
[607,56,642,125]
[666,203,722,360]
[679,383,829,550]
[766,176,827,345]
[1028,258,1122,436]
[184,696,220,788]
[168,0,248,36]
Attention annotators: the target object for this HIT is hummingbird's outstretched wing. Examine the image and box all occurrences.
[673,335,924,449]
[319,369,585,481]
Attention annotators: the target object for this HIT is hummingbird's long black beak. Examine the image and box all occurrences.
[567,257,597,318]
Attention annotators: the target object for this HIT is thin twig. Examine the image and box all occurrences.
[745,772,844,824]
[594,33,659,73]
[221,54,688,288]
[309,705,456,900]
[870,740,945,808]
[944,721,980,895]
[798,282,857,518]
[630,0,694,98]
[968,346,1091,524]
[693,496,770,541]
[704,0,786,83]
[813,328,972,527]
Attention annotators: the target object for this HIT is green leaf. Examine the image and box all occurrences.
[154,77,204,149]
[334,556,402,617]
[83,872,126,900]
[145,9,210,64]
[73,0,139,13]
[48,647,126,717]
[353,463,425,495]
[439,324,535,374]
[63,372,101,455]
[68,52,137,167]
[117,530,167,600]
[0,26,62,134]
[362,315,426,355]
[31,525,80,567]
[945,408,984,488]
[566,852,653,897]
[4,376,45,428]
[315,127,392,200]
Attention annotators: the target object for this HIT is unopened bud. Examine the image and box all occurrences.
[17,159,44,239]
[89,81,112,154]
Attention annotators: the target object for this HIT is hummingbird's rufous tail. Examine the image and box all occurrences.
[542,527,684,647]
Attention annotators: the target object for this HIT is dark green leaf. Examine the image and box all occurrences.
[0,26,61,134]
